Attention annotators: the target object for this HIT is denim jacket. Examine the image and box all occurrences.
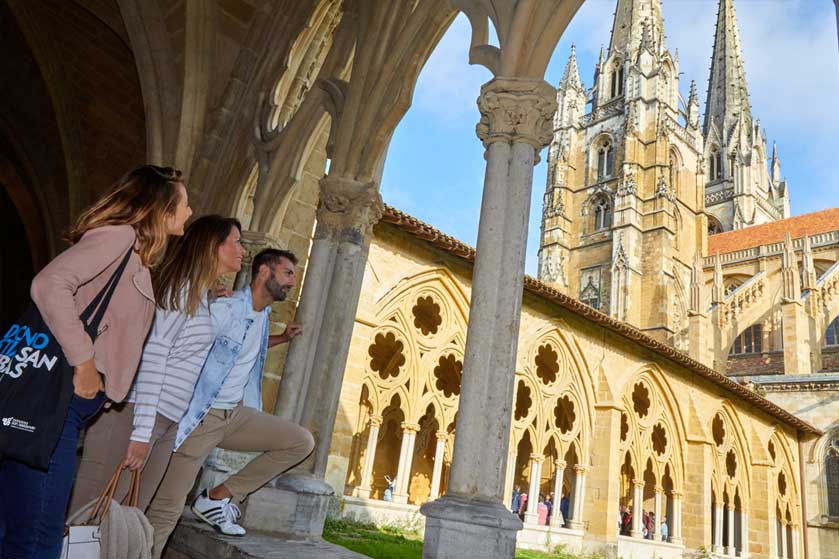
[174,287,270,450]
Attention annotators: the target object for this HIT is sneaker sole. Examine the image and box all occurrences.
[191,505,246,537]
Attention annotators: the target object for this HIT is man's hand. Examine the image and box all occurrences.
[123,440,150,471]
[269,322,303,347]
[73,359,103,399]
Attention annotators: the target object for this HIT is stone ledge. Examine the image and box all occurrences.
[164,518,370,559]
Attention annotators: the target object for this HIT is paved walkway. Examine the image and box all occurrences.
[164,518,370,559]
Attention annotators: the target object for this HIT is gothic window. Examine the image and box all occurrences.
[730,324,763,355]
[709,146,723,180]
[826,438,839,517]
[610,63,624,98]
[825,316,839,347]
[593,196,612,231]
[596,140,615,179]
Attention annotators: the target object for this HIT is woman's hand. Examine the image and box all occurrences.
[123,440,150,471]
[73,359,103,399]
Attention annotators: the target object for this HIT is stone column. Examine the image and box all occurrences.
[568,465,587,530]
[670,492,683,545]
[429,432,448,500]
[524,455,544,525]
[727,504,736,556]
[421,77,556,558]
[631,479,644,538]
[653,487,663,541]
[791,524,800,559]
[780,521,788,558]
[355,415,382,499]
[394,423,420,504]
[713,503,725,554]
[243,177,383,538]
[503,450,517,511]
[549,461,566,528]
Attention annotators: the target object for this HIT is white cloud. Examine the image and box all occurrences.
[413,14,492,122]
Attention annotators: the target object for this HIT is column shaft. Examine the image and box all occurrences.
[791,526,800,559]
[780,522,788,559]
[503,450,517,511]
[394,427,417,504]
[653,490,662,541]
[631,481,644,538]
[727,505,736,556]
[568,467,586,530]
[429,434,447,500]
[670,495,683,544]
[549,464,565,528]
[714,503,724,553]
[356,418,381,498]
[525,458,543,525]
[420,76,557,559]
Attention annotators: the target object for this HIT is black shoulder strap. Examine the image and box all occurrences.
[79,249,134,338]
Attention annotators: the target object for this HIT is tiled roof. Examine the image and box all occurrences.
[708,207,839,254]
[379,204,821,436]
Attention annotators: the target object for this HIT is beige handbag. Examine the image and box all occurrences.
[62,467,153,559]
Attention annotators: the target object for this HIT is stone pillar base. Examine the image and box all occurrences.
[394,494,409,504]
[524,512,540,526]
[421,494,522,559]
[240,473,335,538]
[354,487,372,499]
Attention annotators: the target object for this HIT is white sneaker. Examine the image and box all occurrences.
[191,489,246,536]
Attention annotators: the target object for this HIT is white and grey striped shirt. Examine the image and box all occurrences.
[128,294,217,442]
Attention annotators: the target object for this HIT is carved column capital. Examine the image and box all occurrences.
[368,414,383,428]
[529,453,545,464]
[316,175,384,243]
[435,431,449,442]
[400,422,421,433]
[476,77,557,152]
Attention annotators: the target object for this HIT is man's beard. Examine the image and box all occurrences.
[266,275,289,301]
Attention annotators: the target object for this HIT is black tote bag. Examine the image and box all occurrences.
[0,249,133,470]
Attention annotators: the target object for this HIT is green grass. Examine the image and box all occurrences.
[323,518,598,559]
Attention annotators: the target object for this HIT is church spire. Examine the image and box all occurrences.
[607,0,663,57]
[560,44,583,91]
[703,0,752,136]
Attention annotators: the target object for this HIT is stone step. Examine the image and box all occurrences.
[164,519,370,559]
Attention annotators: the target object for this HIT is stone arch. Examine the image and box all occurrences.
[809,427,839,519]
[709,403,752,509]
[589,133,616,181]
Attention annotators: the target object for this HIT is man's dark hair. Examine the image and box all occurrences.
[251,248,298,279]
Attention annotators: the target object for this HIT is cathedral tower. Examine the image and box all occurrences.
[703,0,789,231]
[539,0,705,346]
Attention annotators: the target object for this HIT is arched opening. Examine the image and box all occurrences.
[709,146,723,181]
[370,395,405,500]
[513,431,535,519]
[596,139,615,180]
[619,452,635,536]
[407,406,439,505]
[708,215,724,235]
[593,195,612,231]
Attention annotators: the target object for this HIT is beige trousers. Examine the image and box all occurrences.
[69,402,177,516]
[146,404,314,559]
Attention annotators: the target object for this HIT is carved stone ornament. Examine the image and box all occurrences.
[476,78,557,151]
[316,175,384,243]
[656,174,674,201]
[617,173,637,197]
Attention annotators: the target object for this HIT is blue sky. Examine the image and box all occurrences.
[380,0,839,276]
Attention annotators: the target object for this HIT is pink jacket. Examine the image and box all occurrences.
[30,225,155,402]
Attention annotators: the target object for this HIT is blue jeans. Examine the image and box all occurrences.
[0,392,106,559]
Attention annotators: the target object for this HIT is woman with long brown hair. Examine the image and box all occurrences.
[68,215,245,515]
[0,165,191,559]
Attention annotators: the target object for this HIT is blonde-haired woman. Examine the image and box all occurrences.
[0,165,191,559]
[69,215,245,515]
